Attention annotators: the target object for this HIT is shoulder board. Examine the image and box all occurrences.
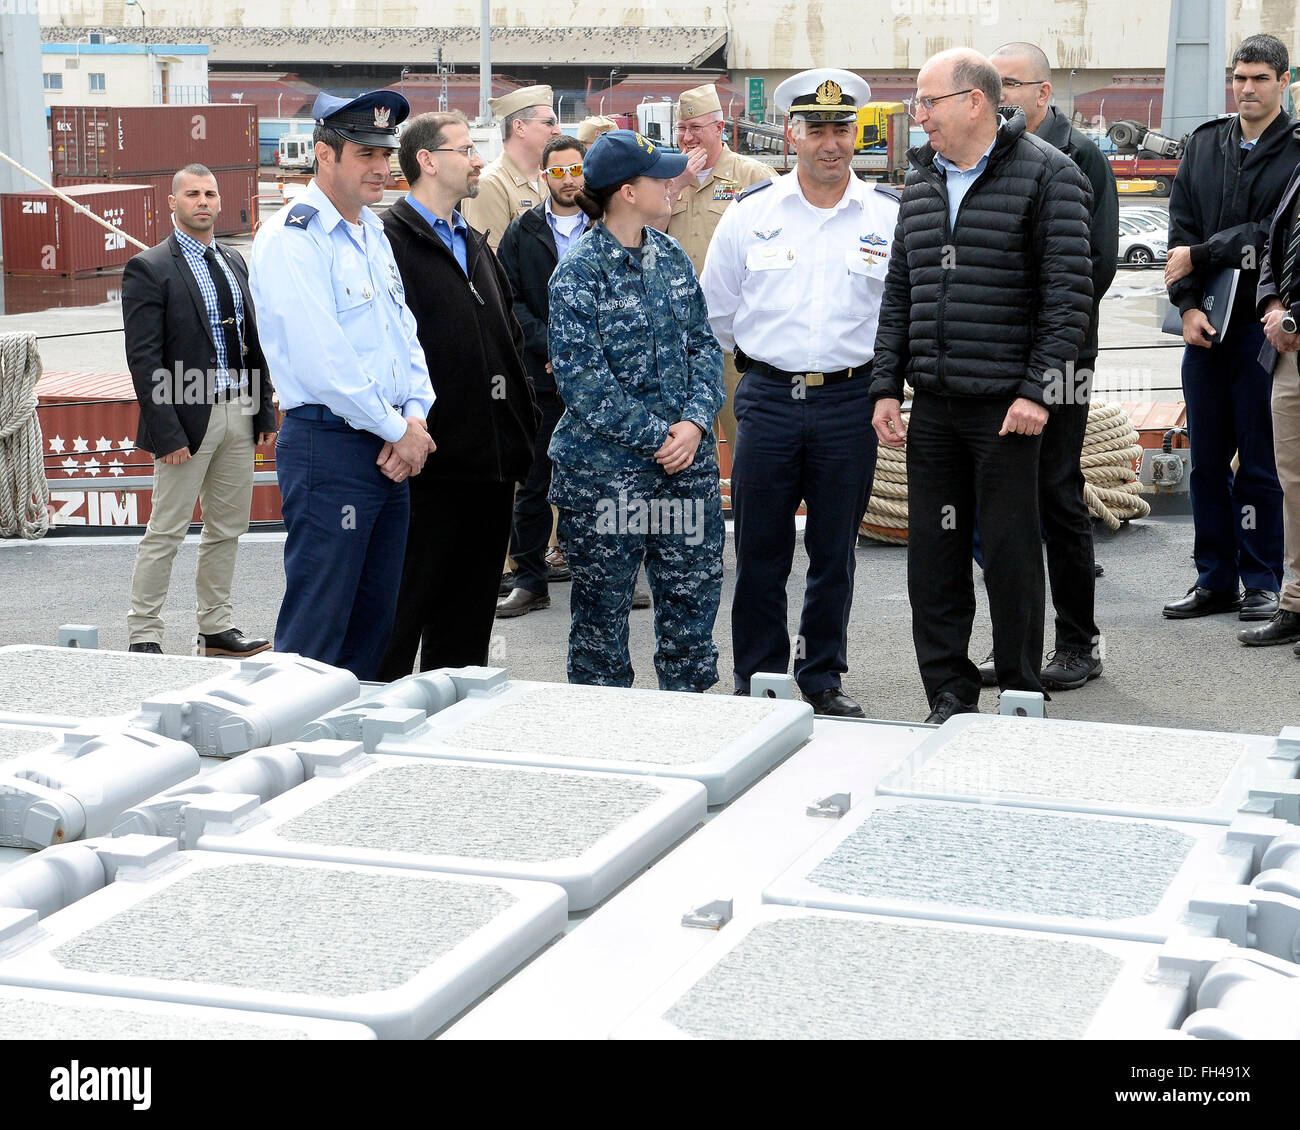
[283,203,319,230]
[736,178,775,203]
[1188,114,1232,137]
[874,183,902,202]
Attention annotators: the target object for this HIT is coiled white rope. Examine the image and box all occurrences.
[0,332,50,539]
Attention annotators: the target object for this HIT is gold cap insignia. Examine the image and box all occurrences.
[682,103,696,117]
[815,80,843,106]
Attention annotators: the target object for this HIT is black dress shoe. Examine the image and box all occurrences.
[1094,561,1104,578]
[499,570,517,598]
[805,688,866,718]
[1239,588,1280,622]
[1239,609,1300,646]
[545,546,570,583]
[1162,586,1241,619]
[924,691,979,725]
[1040,648,1102,690]
[128,642,163,654]
[976,652,997,687]
[632,584,651,610]
[495,588,550,618]
[196,629,271,657]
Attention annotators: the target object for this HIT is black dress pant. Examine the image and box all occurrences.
[908,390,1044,705]
[377,478,516,680]
[508,388,564,596]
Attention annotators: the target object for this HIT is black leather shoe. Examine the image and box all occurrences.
[1239,609,1300,646]
[1094,561,1104,578]
[632,584,651,610]
[196,629,271,657]
[496,588,550,618]
[128,642,163,654]
[545,546,570,583]
[1239,588,1280,622]
[805,688,866,718]
[924,692,979,725]
[1040,648,1102,690]
[499,570,517,598]
[977,652,997,687]
[1162,586,1241,619]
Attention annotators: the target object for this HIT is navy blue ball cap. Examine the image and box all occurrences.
[312,89,410,149]
[583,129,689,191]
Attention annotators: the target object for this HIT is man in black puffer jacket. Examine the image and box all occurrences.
[871,48,1092,724]
[376,110,540,679]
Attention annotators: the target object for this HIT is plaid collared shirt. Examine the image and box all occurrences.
[174,227,245,393]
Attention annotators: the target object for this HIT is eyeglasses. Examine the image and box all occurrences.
[430,144,479,159]
[1000,78,1048,89]
[676,121,721,135]
[529,116,559,128]
[546,164,584,178]
[913,89,975,112]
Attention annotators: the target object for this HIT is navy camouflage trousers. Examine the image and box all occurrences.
[555,461,724,691]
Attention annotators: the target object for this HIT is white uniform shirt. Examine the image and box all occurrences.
[251,180,433,444]
[700,170,899,373]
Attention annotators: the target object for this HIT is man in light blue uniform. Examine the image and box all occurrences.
[252,90,436,679]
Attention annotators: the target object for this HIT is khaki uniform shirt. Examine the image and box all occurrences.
[461,150,542,252]
[668,146,773,277]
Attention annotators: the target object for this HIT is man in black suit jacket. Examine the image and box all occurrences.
[123,163,277,656]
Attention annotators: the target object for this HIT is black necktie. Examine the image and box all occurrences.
[1281,212,1300,308]
[203,245,243,388]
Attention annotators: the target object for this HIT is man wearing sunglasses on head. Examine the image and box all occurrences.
[495,136,592,618]
[462,85,562,252]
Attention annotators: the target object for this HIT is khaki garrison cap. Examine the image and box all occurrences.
[576,115,618,144]
[676,83,722,120]
[488,84,554,121]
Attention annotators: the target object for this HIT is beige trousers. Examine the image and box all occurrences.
[716,352,744,460]
[1273,350,1300,612]
[127,399,255,643]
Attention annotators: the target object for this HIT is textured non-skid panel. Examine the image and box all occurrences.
[893,718,1249,812]
[804,803,1195,922]
[51,861,518,997]
[434,684,779,766]
[276,761,672,862]
[0,992,362,1040]
[0,647,236,721]
[0,725,61,763]
[661,915,1125,1040]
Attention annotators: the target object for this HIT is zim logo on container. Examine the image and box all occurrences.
[21,201,48,214]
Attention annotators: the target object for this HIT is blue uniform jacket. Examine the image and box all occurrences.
[546,222,723,497]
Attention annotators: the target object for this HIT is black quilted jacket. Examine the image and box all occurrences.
[869,110,1093,406]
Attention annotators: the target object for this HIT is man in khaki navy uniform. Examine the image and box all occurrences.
[462,84,561,252]
[667,83,772,458]
[576,116,618,146]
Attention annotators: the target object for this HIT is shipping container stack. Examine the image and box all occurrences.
[49,104,260,240]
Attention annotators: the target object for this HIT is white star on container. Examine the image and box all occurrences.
[108,460,124,477]
[72,436,90,454]
[48,435,65,454]
[118,437,133,451]
[84,459,102,477]
[95,437,114,452]
[61,457,79,476]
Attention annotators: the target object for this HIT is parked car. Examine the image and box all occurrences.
[1118,224,1167,265]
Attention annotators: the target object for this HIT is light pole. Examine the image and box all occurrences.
[608,69,623,116]
[400,65,409,103]
[1067,68,1078,123]
[125,0,148,25]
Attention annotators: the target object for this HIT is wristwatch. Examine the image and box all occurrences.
[1283,312,1298,335]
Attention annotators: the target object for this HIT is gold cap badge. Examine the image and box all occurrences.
[815,80,843,106]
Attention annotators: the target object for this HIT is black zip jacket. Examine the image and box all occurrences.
[1167,110,1300,327]
[1036,104,1119,362]
[382,197,539,486]
[870,110,1093,406]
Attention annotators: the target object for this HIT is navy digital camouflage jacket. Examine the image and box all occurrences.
[546,222,723,482]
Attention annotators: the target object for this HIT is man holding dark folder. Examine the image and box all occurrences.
[1162,34,1300,624]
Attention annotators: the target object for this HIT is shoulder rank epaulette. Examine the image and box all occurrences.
[874,183,903,202]
[736,178,775,203]
[284,203,319,230]
[1188,114,1233,137]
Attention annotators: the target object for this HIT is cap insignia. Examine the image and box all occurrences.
[816,80,843,106]
[374,106,391,128]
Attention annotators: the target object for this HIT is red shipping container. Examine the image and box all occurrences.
[1,186,156,277]
[51,105,259,178]
[36,370,283,529]
[55,168,258,237]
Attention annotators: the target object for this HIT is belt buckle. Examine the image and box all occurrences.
[804,372,825,388]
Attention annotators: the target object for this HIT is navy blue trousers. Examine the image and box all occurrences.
[509,388,564,596]
[275,408,409,681]
[1182,319,1284,593]
[730,370,877,696]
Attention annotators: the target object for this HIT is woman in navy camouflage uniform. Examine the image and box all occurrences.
[547,130,726,690]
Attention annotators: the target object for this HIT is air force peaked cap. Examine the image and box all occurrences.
[582,129,689,191]
[774,68,870,123]
[312,89,410,149]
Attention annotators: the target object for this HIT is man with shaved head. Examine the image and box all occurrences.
[984,42,1118,692]
[870,48,1093,723]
